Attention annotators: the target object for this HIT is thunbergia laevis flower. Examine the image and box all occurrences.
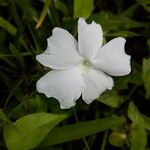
[36,18,131,109]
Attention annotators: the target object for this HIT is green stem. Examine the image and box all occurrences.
[48,0,60,26]
[100,131,108,150]
[10,0,35,57]
[73,108,90,150]
[4,79,23,107]
[27,23,40,52]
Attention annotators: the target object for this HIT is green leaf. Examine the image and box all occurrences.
[137,0,150,12]
[39,116,124,147]
[0,0,8,5]
[107,31,138,38]
[0,108,8,122]
[130,125,147,150]
[128,102,141,124]
[48,0,60,26]
[4,113,66,150]
[142,58,150,98]
[74,0,94,18]
[89,12,147,33]
[141,115,150,131]
[122,4,139,17]
[28,95,47,113]
[0,17,17,35]
[54,0,69,16]
[115,61,142,90]
[147,39,150,50]
[98,90,124,108]
[0,52,17,69]
[128,102,150,130]
[15,0,37,20]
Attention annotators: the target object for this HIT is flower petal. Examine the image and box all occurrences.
[78,18,103,60]
[82,69,114,104]
[36,27,83,70]
[92,37,131,76]
[36,68,83,109]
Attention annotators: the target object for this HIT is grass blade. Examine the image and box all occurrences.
[39,116,124,147]
[0,17,17,35]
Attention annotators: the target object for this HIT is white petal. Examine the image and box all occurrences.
[82,69,114,104]
[78,18,103,60]
[92,37,131,76]
[36,27,83,70]
[36,68,83,109]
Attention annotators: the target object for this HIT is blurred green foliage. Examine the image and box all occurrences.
[0,0,150,149]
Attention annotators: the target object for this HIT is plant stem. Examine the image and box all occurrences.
[100,131,108,150]
[10,0,35,57]
[4,79,23,107]
[73,108,90,150]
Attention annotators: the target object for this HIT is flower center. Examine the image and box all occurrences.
[83,59,91,67]
[78,59,92,75]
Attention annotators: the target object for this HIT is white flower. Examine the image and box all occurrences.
[36,18,131,109]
